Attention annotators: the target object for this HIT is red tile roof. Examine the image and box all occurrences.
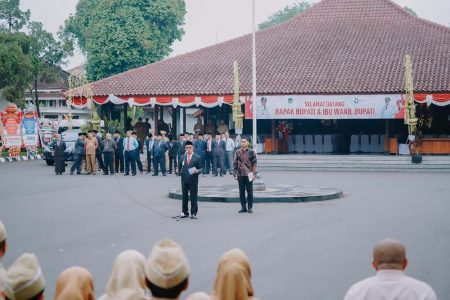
[88,0,450,97]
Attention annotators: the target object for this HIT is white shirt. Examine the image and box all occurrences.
[225,138,235,151]
[344,270,437,300]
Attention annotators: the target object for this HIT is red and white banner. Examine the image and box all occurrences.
[245,94,406,119]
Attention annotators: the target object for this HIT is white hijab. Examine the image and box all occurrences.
[99,250,147,300]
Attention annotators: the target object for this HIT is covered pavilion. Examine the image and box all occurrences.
[69,0,450,154]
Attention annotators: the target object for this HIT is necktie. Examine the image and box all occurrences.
[208,140,211,151]
[127,138,130,151]
[187,154,191,166]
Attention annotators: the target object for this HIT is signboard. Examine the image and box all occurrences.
[0,104,22,149]
[22,108,39,147]
[39,121,58,146]
[245,94,405,120]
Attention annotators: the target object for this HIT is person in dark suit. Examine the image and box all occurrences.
[102,133,117,175]
[93,130,105,173]
[168,135,180,174]
[70,132,85,175]
[194,133,207,171]
[113,131,124,173]
[145,133,155,174]
[132,132,144,174]
[152,134,168,176]
[179,141,203,219]
[205,134,213,174]
[52,134,66,175]
[176,134,186,174]
[123,130,139,176]
[212,134,226,176]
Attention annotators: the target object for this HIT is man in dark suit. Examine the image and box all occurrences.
[177,134,186,174]
[70,132,85,175]
[212,134,226,176]
[194,133,207,172]
[179,141,202,219]
[132,131,144,174]
[114,131,124,173]
[205,133,213,175]
[93,130,105,173]
[145,133,155,174]
[152,134,168,176]
[168,135,180,174]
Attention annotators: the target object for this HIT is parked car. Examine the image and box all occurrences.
[43,130,79,166]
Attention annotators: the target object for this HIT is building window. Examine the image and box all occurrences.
[59,100,67,107]
[44,115,58,119]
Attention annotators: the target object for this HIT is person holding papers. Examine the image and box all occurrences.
[233,137,257,214]
[179,141,203,219]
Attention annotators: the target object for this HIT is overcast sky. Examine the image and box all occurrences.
[21,0,450,70]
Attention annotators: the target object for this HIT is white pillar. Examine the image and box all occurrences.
[252,0,257,151]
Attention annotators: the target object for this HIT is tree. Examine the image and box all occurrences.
[259,1,311,30]
[0,0,30,32]
[27,21,73,116]
[63,0,186,81]
[403,6,418,17]
[0,32,33,106]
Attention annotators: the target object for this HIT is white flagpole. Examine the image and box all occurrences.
[252,0,257,151]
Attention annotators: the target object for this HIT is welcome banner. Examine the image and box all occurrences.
[245,94,405,120]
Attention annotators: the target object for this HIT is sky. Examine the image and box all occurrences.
[21,0,450,70]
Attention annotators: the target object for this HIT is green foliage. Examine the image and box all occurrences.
[0,2,73,109]
[27,21,73,92]
[0,0,30,32]
[0,31,33,105]
[403,6,418,17]
[107,119,124,134]
[63,0,186,81]
[28,21,73,68]
[259,1,310,30]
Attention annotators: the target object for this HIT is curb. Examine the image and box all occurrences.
[0,155,42,163]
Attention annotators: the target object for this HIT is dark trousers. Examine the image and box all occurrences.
[213,155,225,175]
[238,176,253,209]
[103,152,114,174]
[70,154,83,174]
[177,153,184,172]
[146,152,152,172]
[114,152,124,173]
[169,155,177,173]
[96,153,105,171]
[205,152,213,173]
[153,155,166,175]
[182,182,198,215]
[135,149,143,172]
[124,150,137,175]
[198,153,206,170]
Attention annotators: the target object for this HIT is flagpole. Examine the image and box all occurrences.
[252,0,257,151]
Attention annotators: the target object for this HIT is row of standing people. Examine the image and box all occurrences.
[57,130,240,178]
[145,132,239,177]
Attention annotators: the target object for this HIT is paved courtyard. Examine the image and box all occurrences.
[1,160,449,299]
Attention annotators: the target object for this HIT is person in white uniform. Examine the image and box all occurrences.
[344,238,437,300]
